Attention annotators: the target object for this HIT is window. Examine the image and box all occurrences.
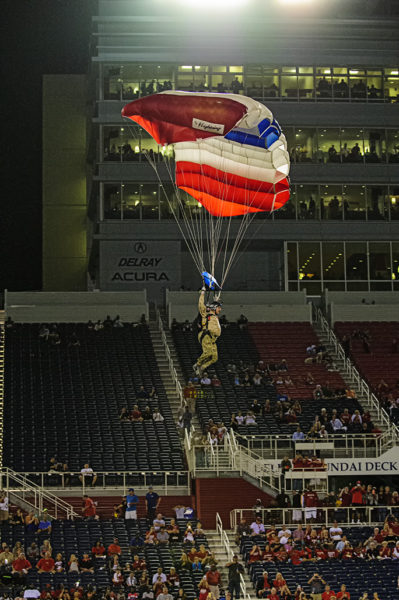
[366,69,383,100]
[340,128,364,163]
[366,186,389,220]
[320,185,342,220]
[122,184,142,219]
[364,129,385,163]
[369,242,391,281]
[292,128,317,163]
[103,65,123,100]
[281,67,298,100]
[318,128,340,163]
[315,68,332,99]
[296,185,319,219]
[287,242,298,280]
[140,184,159,219]
[322,243,345,282]
[384,69,399,102]
[346,242,368,281]
[103,184,122,219]
[387,130,399,163]
[298,243,321,283]
[343,185,366,220]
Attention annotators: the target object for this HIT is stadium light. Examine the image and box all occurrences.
[278,0,314,4]
[176,0,249,7]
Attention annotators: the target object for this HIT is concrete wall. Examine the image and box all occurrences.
[167,290,311,325]
[5,291,148,323]
[330,303,399,325]
[42,75,88,291]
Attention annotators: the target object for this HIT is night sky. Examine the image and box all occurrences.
[1,0,97,294]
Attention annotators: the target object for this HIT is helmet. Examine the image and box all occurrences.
[207,301,222,311]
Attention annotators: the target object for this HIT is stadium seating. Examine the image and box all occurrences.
[242,527,399,600]
[4,324,183,473]
[0,517,207,599]
[173,323,364,436]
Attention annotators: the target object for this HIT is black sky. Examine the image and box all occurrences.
[1,0,97,295]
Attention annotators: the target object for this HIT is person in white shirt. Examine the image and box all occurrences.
[278,526,292,539]
[392,541,399,560]
[329,521,343,541]
[153,409,164,422]
[79,464,97,487]
[250,518,265,536]
[153,514,166,532]
[24,587,41,599]
[330,418,345,432]
[236,412,245,425]
[201,374,211,386]
[0,494,9,521]
[245,412,256,425]
[152,568,167,584]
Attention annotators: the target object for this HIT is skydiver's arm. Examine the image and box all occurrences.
[198,290,207,317]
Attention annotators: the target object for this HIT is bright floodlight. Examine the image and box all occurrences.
[279,0,314,4]
[178,0,248,6]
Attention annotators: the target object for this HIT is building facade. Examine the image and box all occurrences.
[89,0,399,300]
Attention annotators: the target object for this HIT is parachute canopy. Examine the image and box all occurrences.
[122,91,290,217]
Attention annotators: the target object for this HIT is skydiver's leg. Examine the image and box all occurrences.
[198,340,218,372]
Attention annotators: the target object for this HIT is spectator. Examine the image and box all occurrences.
[126,488,139,520]
[0,493,9,521]
[79,463,98,487]
[153,408,165,422]
[108,538,121,557]
[37,551,55,574]
[308,573,326,600]
[79,553,94,573]
[226,556,244,600]
[37,512,52,535]
[146,486,161,522]
[12,552,32,583]
[82,494,97,519]
[206,565,221,598]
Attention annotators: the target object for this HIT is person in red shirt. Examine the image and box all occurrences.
[379,542,391,559]
[325,548,338,560]
[350,481,365,522]
[322,585,336,600]
[37,551,56,573]
[304,487,319,521]
[83,495,96,519]
[262,544,274,563]
[266,588,279,600]
[107,538,121,557]
[290,547,306,565]
[336,585,350,600]
[12,553,32,583]
[132,554,146,573]
[315,548,327,561]
[206,565,221,599]
[273,572,290,596]
[92,541,106,557]
[341,543,354,560]
[249,545,263,563]
[257,571,271,597]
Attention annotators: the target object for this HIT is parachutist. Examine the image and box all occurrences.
[193,288,222,376]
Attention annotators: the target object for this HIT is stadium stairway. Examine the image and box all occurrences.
[312,319,389,432]
[204,528,255,599]
[149,315,202,432]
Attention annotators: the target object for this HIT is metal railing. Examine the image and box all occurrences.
[190,432,280,493]
[234,430,395,460]
[216,513,251,600]
[230,505,399,531]
[0,468,78,520]
[156,310,185,407]
[5,470,190,495]
[313,306,399,441]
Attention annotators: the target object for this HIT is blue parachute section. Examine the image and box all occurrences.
[202,271,222,291]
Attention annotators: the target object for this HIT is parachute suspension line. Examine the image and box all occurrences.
[140,143,204,276]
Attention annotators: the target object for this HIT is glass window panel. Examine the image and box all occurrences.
[347,281,369,291]
[296,185,319,220]
[245,65,263,98]
[349,74,367,99]
[333,67,348,75]
[322,242,345,280]
[298,242,321,281]
[288,281,299,291]
[287,242,298,280]
[366,186,389,220]
[340,128,364,163]
[370,282,392,290]
[392,242,399,282]
[369,242,391,280]
[390,187,399,220]
[298,67,313,74]
[284,127,296,162]
[366,73,383,100]
[177,66,194,90]
[282,67,297,74]
[263,70,280,98]
[103,126,124,161]
[364,129,385,163]
[319,128,340,163]
[383,70,399,102]
[281,75,298,100]
[160,183,179,219]
[320,185,343,220]
[274,189,296,220]
[103,65,123,100]
[298,74,314,99]
[294,128,317,162]
[315,68,332,99]
[139,183,159,219]
[325,282,346,291]
[104,184,121,219]
[387,130,399,163]
[346,242,368,280]
[123,184,142,219]
[332,74,349,100]
[229,66,243,73]
[343,185,366,220]
[213,66,227,72]
[140,131,162,161]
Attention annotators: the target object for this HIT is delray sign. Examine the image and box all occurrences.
[100,240,181,297]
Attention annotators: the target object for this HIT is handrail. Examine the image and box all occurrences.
[2,469,190,495]
[216,513,251,600]
[1,468,79,520]
[233,430,394,459]
[313,306,399,441]
[230,505,397,531]
[156,309,185,407]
